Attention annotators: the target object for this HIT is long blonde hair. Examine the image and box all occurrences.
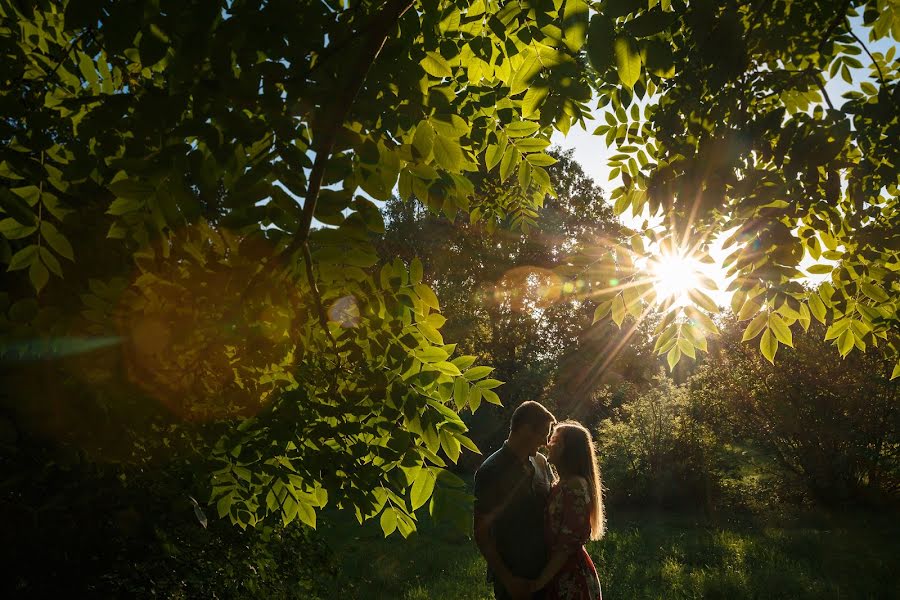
[553,420,605,540]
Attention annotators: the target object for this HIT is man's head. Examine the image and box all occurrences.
[509,401,557,457]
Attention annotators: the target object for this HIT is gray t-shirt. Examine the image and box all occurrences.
[474,442,553,583]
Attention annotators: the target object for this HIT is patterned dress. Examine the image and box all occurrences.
[543,478,602,600]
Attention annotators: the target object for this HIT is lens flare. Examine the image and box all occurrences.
[649,252,703,305]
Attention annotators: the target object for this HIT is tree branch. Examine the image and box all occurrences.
[846,28,889,91]
[818,0,852,54]
[240,0,415,335]
[812,72,835,111]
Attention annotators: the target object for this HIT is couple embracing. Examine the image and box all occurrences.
[474,402,604,600]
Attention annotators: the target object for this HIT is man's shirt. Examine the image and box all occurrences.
[474,442,553,582]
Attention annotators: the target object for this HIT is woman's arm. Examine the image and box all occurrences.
[532,547,575,590]
[530,477,592,591]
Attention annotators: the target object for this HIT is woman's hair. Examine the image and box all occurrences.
[553,420,605,540]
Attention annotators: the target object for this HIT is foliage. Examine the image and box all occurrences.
[596,371,721,509]
[0,442,336,598]
[381,148,624,449]
[577,0,900,372]
[1,0,898,540]
[689,313,900,507]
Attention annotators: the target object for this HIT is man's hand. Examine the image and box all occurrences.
[503,575,532,600]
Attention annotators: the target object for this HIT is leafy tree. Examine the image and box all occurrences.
[581,0,900,372]
[381,148,624,449]
[0,0,601,535]
[1,0,897,539]
[689,313,900,506]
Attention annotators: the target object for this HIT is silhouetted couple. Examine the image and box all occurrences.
[474,402,604,600]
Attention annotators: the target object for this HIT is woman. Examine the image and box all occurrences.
[528,420,604,599]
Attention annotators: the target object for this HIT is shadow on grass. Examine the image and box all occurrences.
[318,508,900,600]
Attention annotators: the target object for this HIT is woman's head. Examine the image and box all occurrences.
[547,420,605,540]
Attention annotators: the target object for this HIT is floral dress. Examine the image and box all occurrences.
[543,478,602,600]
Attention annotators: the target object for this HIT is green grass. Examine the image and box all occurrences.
[318,510,900,599]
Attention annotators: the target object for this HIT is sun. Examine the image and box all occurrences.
[649,252,704,305]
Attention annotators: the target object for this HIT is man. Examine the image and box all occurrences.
[474,401,557,600]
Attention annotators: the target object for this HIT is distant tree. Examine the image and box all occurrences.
[690,314,900,506]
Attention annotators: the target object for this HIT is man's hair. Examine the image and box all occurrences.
[510,401,556,433]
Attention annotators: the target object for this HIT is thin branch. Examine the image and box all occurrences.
[846,28,889,90]
[818,0,852,54]
[812,73,835,111]
[279,0,416,332]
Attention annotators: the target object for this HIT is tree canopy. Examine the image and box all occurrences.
[1,0,898,535]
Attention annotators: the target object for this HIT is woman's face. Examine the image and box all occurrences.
[547,428,564,466]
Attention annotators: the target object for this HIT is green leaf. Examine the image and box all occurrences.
[7,244,38,271]
[499,146,518,182]
[525,153,558,166]
[522,86,550,118]
[78,51,99,91]
[380,507,398,536]
[517,160,531,189]
[430,114,471,138]
[513,138,551,153]
[432,135,463,171]
[419,322,444,345]
[677,336,696,359]
[666,345,681,370]
[624,8,676,38]
[688,288,718,312]
[806,264,833,275]
[891,362,900,380]
[808,294,827,323]
[296,500,316,529]
[410,257,424,284]
[860,281,889,302]
[416,346,450,363]
[760,328,778,364]
[433,361,462,376]
[40,221,74,260]
[464,366,493,381]
[506,121,541,137]
[742,312,768,342]
[611,294,626,326]
[421,51,452,78]
[415,283,441,310]
[39,247,62,277]
[0,187,37,225]
[614,34,642,89]
[453,377,469,410]
[562,0,589,52]
[510,50,541,95]
[593,299,612,323]
[439,429,461,463]
[837,329,854,357]
[0,218,37,239]
[768,313,793,347]
[481,388,501,405]
[412,122,435,160]
[139,23,169,67]
[587,14,616,72]
[485,144,504,171]
[29,256,49,293]
[411,468,437,511]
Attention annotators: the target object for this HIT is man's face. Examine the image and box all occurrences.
[525,420,554,456]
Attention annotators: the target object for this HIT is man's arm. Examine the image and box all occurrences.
[474,510,529,599]
[473,465,530,599]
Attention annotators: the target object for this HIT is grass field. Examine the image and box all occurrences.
[318,508,900,600]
